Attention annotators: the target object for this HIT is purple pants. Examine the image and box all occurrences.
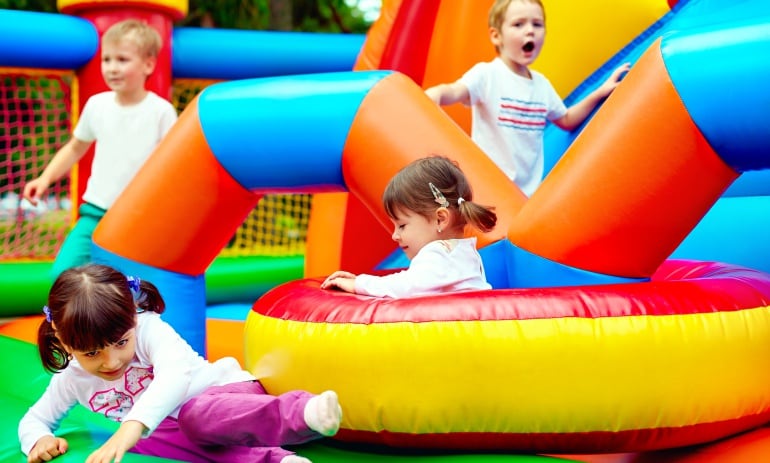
[131,381,320,463]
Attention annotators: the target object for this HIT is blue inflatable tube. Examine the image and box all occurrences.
[92,245,207,356]
[198,71,388,189]
[0,9,97,69]
[172,27,365,79]
[662,17,770,172]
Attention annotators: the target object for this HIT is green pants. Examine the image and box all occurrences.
[51,202,106,281]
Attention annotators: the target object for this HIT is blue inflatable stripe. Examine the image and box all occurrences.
[198,70,391,191]
[92,244,207,356]
[0,10,96,69]
[672,195,770,274]
[172,27,365,80]
[662,16,770,172]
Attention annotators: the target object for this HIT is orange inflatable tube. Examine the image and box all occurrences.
[510,40,738,277]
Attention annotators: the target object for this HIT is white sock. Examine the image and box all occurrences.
[280,456,311,463]
[303,390,342,436]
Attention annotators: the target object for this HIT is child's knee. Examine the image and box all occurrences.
[177,398,207,441]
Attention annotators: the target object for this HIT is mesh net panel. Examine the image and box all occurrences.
[0,73,311,262]
[0,69,73,261]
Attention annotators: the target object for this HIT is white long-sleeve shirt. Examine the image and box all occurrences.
[18,312,254,455]
[354,237,490,298]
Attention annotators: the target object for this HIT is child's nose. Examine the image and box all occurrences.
[102,351,120,369]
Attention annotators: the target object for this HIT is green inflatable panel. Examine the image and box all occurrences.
[205,255,304,305]
[0,255,304,318]
[0,262,50,317]
[0,335,572,463]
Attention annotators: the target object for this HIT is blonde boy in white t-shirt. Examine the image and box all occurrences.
[23,19,177,278]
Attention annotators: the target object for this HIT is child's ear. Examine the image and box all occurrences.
[143,56,157,76]
[435,207,450,228]
[489,26,502,48]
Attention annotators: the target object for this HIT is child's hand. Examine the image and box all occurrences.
[597,62,631,98]
[321,271,357,293]
[85,420,145,463]
[22,178,48,207]
[27,435,68,463]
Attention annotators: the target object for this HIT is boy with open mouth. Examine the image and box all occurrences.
[425,0,630,197]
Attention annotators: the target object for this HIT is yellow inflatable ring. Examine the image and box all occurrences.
[244,259,770,453]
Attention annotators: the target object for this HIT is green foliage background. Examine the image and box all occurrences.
[0,0,375,32]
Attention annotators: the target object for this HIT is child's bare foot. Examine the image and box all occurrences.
[303,390,342,436]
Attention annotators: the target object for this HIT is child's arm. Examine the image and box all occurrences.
[19,373,78,462]
[551,62,631,131]
[333,241,470,298]
[425,81,471,106]
[22,137,92,206]
[85,420,146,463]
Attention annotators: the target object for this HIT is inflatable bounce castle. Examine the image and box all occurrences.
[1,0,770,461]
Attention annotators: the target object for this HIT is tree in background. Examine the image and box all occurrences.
[0,0,374,32]
[184,0,373,32]
[0,0,56,12]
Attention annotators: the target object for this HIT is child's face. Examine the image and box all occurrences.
[66,328,137,381]
[100,37,155,98]
[389,208,442,260]
[491,0,545,76]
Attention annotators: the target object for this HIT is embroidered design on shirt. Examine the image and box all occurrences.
[125,366,154,395]
[88,366,154,421]
[90,390,134,421]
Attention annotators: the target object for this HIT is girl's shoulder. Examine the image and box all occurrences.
[416,238,480,263]
[135,310,174,339]
[428,237,478,252]
[136,310,167,328]
[422,239,465,255]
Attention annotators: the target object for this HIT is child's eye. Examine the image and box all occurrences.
[83,350,99,358]
[116,338,129,348]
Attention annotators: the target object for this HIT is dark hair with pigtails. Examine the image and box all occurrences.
[382,155,497,233]
[37,264,165,373]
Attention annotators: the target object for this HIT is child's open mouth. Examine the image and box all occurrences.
[522,41,535,52]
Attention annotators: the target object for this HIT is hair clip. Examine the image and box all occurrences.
[457,197,466,206]
[43,305,52,323]
[429,183,449,208]
[126,276,141,300]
